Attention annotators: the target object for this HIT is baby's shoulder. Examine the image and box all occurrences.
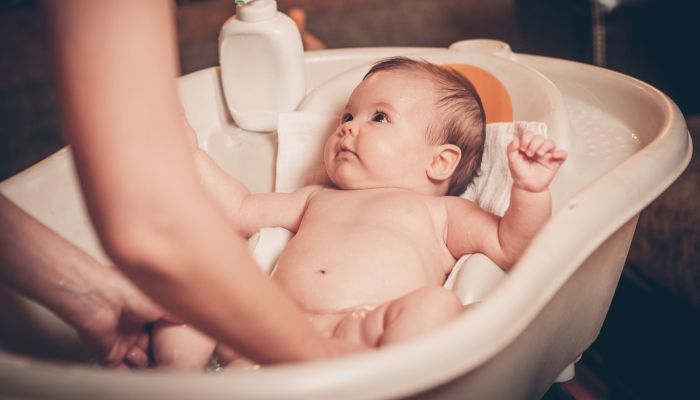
[302,184,341,203]
[297,184,329,197]
[440,195,484,216]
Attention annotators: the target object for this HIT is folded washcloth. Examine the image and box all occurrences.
[275,112,338,193]
[461,121,547,216]
[248,227,294,275]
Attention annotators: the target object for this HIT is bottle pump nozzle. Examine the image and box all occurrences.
[234,0,277,22]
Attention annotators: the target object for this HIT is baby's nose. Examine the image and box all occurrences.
[341,120,358,136]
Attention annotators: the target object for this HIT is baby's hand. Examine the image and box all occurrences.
[507,131,567,193]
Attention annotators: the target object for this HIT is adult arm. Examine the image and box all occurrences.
[0,194,162,368]
[41,0,363,363]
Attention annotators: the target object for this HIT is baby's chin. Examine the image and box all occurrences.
[328,175,369,191]
[326,167,393,191]
[328,177,356,191]
[328,177,392,192]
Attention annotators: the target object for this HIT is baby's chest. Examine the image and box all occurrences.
[304,190,446,235]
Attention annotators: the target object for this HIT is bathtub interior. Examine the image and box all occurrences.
[0,40,691,399]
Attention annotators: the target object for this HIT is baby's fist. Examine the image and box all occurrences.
[507,131,567,193]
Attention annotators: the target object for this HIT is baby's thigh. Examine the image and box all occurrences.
[374,285,464,346]
[332,305,390,347]
[334,285,463,347]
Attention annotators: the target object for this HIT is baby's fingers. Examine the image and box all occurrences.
[507,136,521,154]
[507,137,522,166]
[534,139,556,157]
[539,149,568,172]
[518,131,535,151]
[520,132,546,158]
[552,149,568,163]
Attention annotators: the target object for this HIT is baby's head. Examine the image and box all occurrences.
[324,57,485,196]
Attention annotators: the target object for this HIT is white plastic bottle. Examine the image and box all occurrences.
[219,0,306,132]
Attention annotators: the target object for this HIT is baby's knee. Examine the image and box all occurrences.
[376,285,463,346]
[415,285,463,318]
[386,285,462,324]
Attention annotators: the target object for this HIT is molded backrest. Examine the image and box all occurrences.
[446,64,513,124]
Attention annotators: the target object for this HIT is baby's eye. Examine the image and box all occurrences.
[372,112,388,123]
[342,113,354,123]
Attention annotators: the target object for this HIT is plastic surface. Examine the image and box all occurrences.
[447,64,513,123]
[236,0,277,22]
[0,40,691,399]
[219,1,305,132]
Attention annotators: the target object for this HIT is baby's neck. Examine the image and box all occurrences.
[334,184,447,197]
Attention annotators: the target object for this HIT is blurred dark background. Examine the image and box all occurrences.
[1,0,699,398]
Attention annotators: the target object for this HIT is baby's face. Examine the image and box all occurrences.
[324,70,438,192]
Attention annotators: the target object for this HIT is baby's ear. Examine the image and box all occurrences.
[427,144,461,182]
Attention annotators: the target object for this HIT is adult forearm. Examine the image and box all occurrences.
[42,0,338,364]
[0,194,116,332]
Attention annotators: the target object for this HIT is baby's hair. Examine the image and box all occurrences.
[364,57,486,196]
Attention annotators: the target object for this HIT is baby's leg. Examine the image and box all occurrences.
[152,320,217,370]
[376,285,463,346]
[335,285,463,347]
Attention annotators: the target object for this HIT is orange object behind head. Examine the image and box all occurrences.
[445,64,513,124]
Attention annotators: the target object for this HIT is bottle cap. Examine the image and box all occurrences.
[236,0,277,22]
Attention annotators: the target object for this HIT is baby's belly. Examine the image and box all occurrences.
[271,223,452,312]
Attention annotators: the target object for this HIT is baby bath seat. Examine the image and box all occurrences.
[0,40,691,399]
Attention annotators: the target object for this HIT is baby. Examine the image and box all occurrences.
[152,57,567,369]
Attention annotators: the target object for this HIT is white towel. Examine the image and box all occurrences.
[461,121,547,217]
[247,227,294,275]
[275,112,338,193]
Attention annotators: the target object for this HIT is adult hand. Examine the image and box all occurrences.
[0,194,164,369]
[72,266,165,369]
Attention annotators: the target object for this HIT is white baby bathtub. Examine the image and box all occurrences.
[0,40,691,399]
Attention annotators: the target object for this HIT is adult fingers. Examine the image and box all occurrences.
[125,345,150,368]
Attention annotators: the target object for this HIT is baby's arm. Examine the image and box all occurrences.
[445,131,566,269]
[182,112,321,237]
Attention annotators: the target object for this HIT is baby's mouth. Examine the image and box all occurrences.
[338,142,357,158]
